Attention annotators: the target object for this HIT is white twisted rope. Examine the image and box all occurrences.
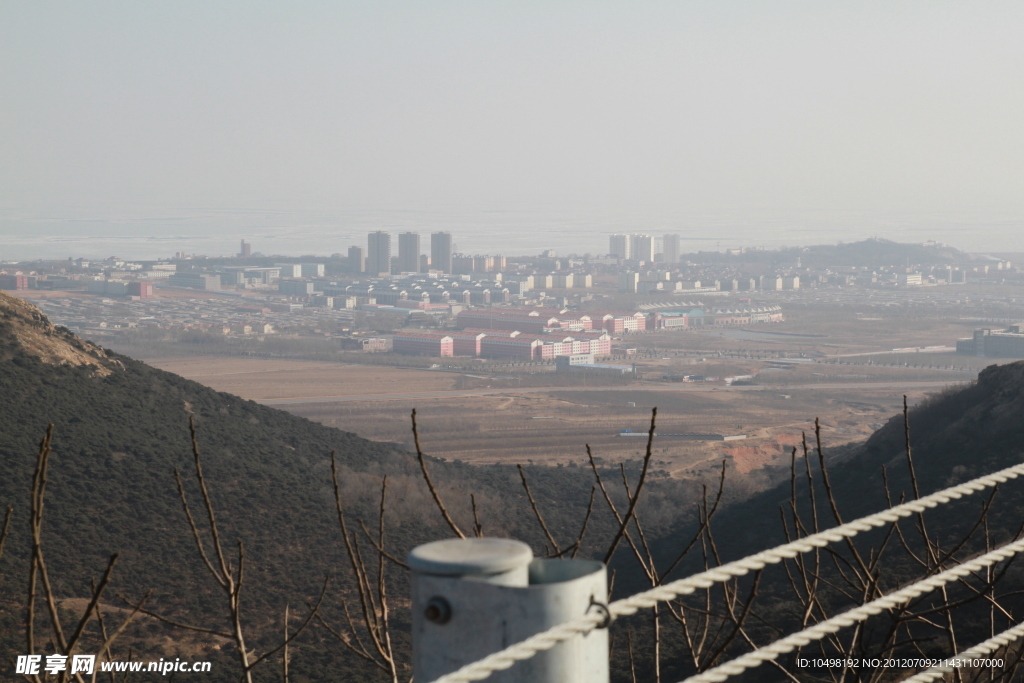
[682,536,1024,682]
[429,458,1024,683]
[901,621,1024,683]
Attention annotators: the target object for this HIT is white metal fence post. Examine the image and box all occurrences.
[410,537,609,683]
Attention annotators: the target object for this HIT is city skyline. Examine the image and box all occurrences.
[3,3,1024,259]
[4,3,1024,679]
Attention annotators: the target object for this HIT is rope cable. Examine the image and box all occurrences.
[900,621,1024,683]
[428,458,1024,683]
[681,537,1024,682]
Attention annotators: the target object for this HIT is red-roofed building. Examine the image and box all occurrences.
[594,312,647,333]
[0,274,29,290]
[451,331,487,356]
[457,310,559,333]
[587,336,612,356]
[549,313,593,331]
[392,332,454,357]
[127,281,154,298]
[480,336,543,360]
[459,328,520,338]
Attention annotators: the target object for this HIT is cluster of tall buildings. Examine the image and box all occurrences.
[354,231,457,276]
[609,234,680,264]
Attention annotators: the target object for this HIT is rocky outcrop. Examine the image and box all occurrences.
[0,291,119,375]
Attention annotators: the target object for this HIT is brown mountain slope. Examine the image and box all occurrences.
[0,290,119,374]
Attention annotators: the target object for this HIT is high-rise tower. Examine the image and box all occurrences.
[367,231,391,276]
[662,234,680,264]
[630,234,654,262]
[609,234,631,259]
[348,245,365,273]
[431,232,453,274]
[398,232,421,273]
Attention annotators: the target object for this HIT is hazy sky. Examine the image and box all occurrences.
[2,1,1024,256]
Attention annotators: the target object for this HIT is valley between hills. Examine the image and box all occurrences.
[141,354,950,479]
[7,289,1024,682]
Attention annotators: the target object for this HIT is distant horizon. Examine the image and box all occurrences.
[2,219,1019,264]
[2,204,1022,262]
[4,2,1023,262]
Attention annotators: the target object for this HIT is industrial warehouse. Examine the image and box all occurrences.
[956,324,1024,358]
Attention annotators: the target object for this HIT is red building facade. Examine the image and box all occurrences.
[392,333,454,357]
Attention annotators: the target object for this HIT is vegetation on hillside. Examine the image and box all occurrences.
[7,291,1024,681]
[686,238,969,268]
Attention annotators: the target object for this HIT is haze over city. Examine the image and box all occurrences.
[7,4,1024,682]
[3,1,1024,259]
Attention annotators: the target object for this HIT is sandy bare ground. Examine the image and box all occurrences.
[147,355,942,479]
[145,357,459,398]
[286,386,928,474]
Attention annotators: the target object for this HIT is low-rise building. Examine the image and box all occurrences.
[363,337,389,351]
[456,310,558,333]
[898,272,923,286]
[555,353,595,370]
[552,273,574,289]
[957,326,1024,358]
[451,331,487,356]
[480,335,542,360]
[593,312,647,333]
[169,272,220,290]
[279,279,314,296]
[392,332,454,357]
[127,281,154,298]
[0,274,29,290]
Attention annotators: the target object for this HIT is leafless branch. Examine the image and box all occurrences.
[282,604,290,683]
[96,590,151,676]
[187,416,233,583]
[411,408,465,538]
[586,445,654,583]
[115,593,233,638]
[246,575,331,672]
[604,407,657,565]
[0,503,12,562]
[328,455,398,680]
[518,464,560,556]
[64,553,119,657]
[180,416,252,681]
[314,605,382,670]
[570,486,596,560]
[470,494,484,538]
[627,629,638,683]
[172,467,222,586]
[660,461,727,583]
[356,518,411,569]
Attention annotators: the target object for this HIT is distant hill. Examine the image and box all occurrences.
[0,292,631,681]
[701,365,1024,563]
[687,238,970,268]
[800,238,969,267]
[15,289,1024,681]
[639,364,1024,680]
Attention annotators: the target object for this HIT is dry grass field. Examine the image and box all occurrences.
[146,357,460,399]
[145,355,946,481]
[120,288,1011,486]
[643,309,976,357]
[286,386,920,476]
